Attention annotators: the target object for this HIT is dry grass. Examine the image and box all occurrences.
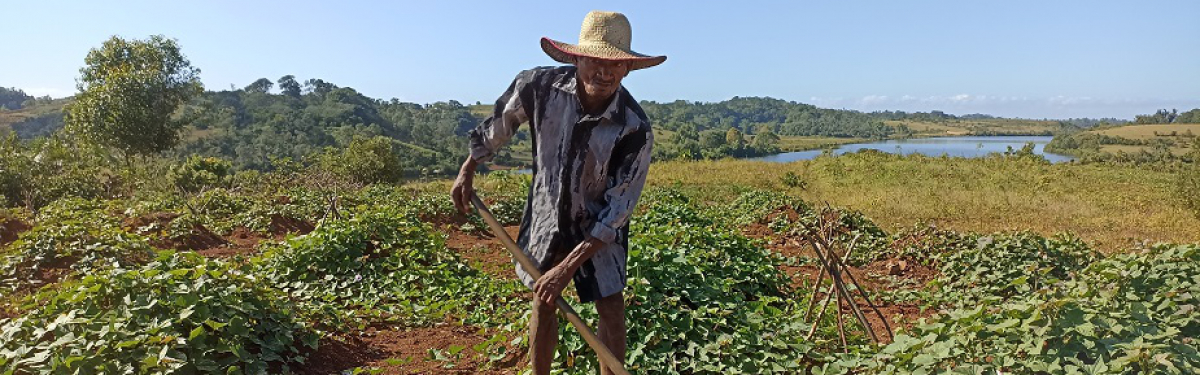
[887,118,1061,136]
[647,154,1200,253]
[1090,124,1200,139]
[776,136,865,151]
[1099,144,1192,156]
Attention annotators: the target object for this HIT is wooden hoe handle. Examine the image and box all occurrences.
[469,194,632,375]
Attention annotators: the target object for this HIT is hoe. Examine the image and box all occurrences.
[470,193,631,375]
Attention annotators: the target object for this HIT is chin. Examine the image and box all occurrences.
[590,86,617,97]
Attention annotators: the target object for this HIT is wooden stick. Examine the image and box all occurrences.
[470,194,631,375]
[814,228,894,342]
[834,287,848,352]
[826,249,895,341]
[804,282,837,340]
[803,239,856,340]
[811,222,880,343]
[801,257,828,322]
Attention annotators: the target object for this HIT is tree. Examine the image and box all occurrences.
[277,75,301,98]
[1136,109,1178,124]
[244,78,273,94]
[315,136,403,184]
[0,87,32,110]
[303,78,334,96]
[751,130,780,151]
[65,35,202,157]
[699,130,726,148]
[726,127,745,148]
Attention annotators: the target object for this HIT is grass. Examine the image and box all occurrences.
[886,118,1062,136]
[1081,123,1200,155]
[776,135,865,151]
[1100,144,1191,156]
[1089,123,1200,139]
[646,153,1200,253]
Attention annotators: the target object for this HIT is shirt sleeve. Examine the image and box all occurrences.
[589,125,654,244]
[468,70,534,163]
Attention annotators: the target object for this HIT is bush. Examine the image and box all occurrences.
[313,136,403,185]
[1180,166,1200,218]
[0,135,125,209]
[0,252,317,374]
[168,156,232,193]
[1177,137,1200,218]
[780,171,807,189]
[478,171,532,225]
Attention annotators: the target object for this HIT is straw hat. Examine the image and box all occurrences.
[541,11,666,71]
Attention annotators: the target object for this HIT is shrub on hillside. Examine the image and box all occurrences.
[0,135,126,209]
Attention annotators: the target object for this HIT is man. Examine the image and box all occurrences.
[450,10,664,375]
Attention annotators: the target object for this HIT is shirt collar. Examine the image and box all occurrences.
[556,67,627,124]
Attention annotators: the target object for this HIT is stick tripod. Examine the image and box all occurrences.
[800,207,894,346]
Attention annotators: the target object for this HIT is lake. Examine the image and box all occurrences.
[504,136,1074,174]
[747,135,1074,163]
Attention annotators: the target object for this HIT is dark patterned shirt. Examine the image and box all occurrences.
[468,66,653,301]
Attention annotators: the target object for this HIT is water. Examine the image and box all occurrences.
[747,136,1074,163]
[502,136,1074,174]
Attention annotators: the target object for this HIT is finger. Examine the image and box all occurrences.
[464,191,475,214]
[455,190,469,215]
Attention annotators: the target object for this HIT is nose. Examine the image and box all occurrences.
[596,66,614,80]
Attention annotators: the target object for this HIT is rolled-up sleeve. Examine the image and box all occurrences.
[590,125,654,244]
[468,70,533,163]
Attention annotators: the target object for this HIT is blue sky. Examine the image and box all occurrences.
[3,1,1197,119]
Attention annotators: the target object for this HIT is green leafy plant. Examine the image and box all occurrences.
[859,244,1200,374]
[0,252,317,374]
[249,204,526,329]
[929,232,1097,306]
[0,198,154,294]
[168,156,232,194]
[552,190,828,374]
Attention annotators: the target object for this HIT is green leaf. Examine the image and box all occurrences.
[189,326,206,340]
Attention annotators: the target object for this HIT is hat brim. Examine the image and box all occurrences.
[541,37,666,71]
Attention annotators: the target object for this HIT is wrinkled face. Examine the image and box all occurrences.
[575,56,629,103]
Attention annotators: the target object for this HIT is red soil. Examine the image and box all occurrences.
[0,218,30,246]
[297,325,525,375]
[443,225,521,280]
[744,222,941,344]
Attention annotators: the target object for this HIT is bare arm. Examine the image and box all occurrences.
[451,70,533,213]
